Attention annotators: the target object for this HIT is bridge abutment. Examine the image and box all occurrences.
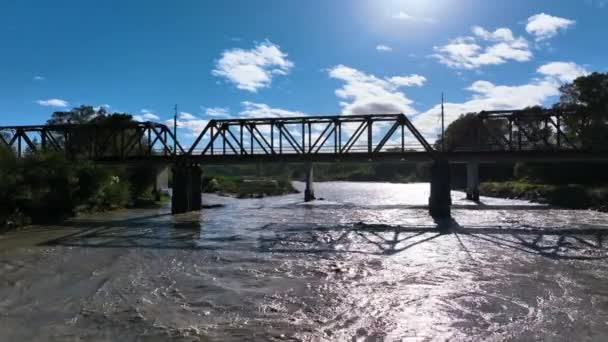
[171,164,202,214]
[466,161,480,202]
[304,163,315,202]
[429,160,452,218]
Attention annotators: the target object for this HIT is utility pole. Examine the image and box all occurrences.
[173,104,178,154]
[441,92,445,152]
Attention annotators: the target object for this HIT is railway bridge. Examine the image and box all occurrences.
[2,110,608,218]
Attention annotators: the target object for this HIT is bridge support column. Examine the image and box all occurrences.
[171,164,202,214]
[466,161,480,202]
[304,163,315,202]
[429,160,452,219]
[154,166,170,201]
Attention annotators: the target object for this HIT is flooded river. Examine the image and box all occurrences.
[1,182,608,341]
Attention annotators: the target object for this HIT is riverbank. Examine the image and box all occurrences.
[480,181,608,211]
[202,175,299,198]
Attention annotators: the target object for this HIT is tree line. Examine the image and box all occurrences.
[0,106,164,230]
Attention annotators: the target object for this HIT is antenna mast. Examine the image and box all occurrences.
[441,93,445,152]
[173,104,178,154]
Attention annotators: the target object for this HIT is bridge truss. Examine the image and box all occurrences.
[187,114,436,162]
[2,110,608,163]
[463,109,581,151]
[0,122,183,159]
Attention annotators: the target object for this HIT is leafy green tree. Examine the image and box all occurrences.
[47,105,108,125]
[556,72,608,149]
[435,113,509,151]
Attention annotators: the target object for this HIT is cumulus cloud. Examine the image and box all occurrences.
[328,65,425,115]
[212,41,293,92]
[204,107,231,117]
[412,61,587,138]
[537,62,589,83]
[37,98,69,107]
[169,103,307,138]
[93,104,111,111]
[433,26,532,69]
[526,13,575,41]
[392,11,437,24]
[376,44,393,52]
[33,76,45,81]
[178,112,197,120]
[168,114,209,138]
[133,109,160,122]
[239,101,306,118]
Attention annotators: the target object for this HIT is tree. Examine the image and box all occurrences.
[435,113,509,151]
[556,72,608,149]
[47,105,109,125]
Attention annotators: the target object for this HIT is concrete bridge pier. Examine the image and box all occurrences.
[466,161,480,202]
[171,164,202,214]
[304,162,316,202]
[153,166,170,201]
[429,160,452,218]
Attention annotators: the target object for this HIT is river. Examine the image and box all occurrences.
[1,182,608,341]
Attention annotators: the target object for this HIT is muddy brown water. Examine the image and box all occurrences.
[1,182,608,341]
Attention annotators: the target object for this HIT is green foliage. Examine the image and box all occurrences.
[480,181,608,210]
[47,105,109,125]
[1,105,167,231]
[557,72,608,148]
[202,175,298,198]
[203,161,430,184]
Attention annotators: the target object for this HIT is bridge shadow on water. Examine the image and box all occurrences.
[38,212,608,261]
[256,219,608,261]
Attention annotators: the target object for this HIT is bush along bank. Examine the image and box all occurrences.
[479,181,608,212]
[0,150,167,232]
[201,175,299,198]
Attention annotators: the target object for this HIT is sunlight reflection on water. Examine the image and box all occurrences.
[1,182,608,341]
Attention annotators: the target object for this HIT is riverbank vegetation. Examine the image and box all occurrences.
[0,106,166,231]
[441,72,608,209]
[202,175,298,198]
[202,162,430,184]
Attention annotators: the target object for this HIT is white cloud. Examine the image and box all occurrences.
[212,41,293,92]
[433,26,532,69]
[169,114,209,138]
[133,109,160,122]
[179,112,197,120]
[392,11,437,24]
[526,13,575,41]
[376,44,393,52]
[93,104,110,111]
[328,65,424,115]
[537,62,589,83]
[37,98,69,108]
[412,61,587,138]
[204,107,231,117]
[388,75,427,87]
[169,103,306,138]
[239,101,306,118]
[33,76,45,81]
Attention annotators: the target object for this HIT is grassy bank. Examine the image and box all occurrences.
[202,175,299,198]
[480,181,608,211]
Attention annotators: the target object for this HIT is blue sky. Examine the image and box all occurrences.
[1,0,607,142]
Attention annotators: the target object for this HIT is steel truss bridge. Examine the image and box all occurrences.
[2,110,608,163]
[3,109,608,216]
